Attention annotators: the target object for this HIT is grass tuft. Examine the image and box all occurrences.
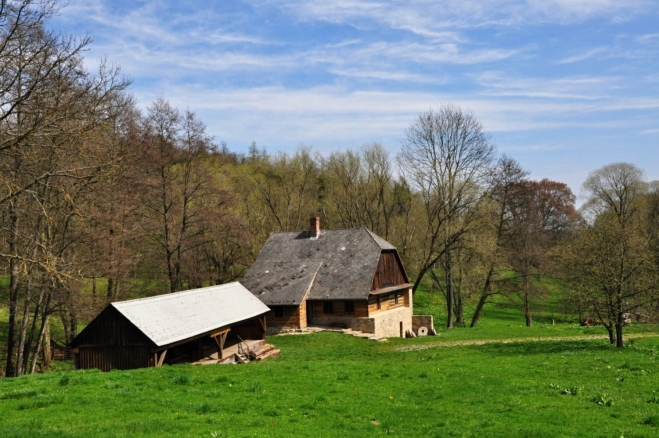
[171,374,191,385]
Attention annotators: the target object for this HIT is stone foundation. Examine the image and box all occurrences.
[371,306,413,338]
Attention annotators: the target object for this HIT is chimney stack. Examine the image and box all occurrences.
[310,216,320,238]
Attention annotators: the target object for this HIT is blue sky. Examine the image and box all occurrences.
[52,0,659,196]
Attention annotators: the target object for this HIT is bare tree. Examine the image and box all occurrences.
[398,104,495,328]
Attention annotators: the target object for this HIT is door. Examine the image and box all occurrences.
[306,301,314,325]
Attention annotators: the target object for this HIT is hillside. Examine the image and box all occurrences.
[1,294,659,437]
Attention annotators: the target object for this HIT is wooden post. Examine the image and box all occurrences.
[259,316,267,339]
[211,328,231,360]
[156,350,167,367]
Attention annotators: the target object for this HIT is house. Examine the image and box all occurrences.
[70,282,270,371]
[241,217,414,337]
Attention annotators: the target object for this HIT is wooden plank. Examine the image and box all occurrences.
[210,328,231,338]
[369,283,413,296]
[156,349,167,367]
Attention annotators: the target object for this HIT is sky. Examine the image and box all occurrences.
[50,0,659,197]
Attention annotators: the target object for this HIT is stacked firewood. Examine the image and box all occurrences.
[248,343,281,361]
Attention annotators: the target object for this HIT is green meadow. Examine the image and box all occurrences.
[1,291,659,437]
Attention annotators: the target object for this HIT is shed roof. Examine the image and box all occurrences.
[111,282,269,347]
[241,228,397,301]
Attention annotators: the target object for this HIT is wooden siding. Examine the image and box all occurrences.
[72,306,153,348]
[299,298,307,328]
[266,305,304,328]
[313,300,368,318]
[371,251,407,291]
[78,346,152,371]
[368,290,409,315]
[226,318,265,343]
[72,306,155,371]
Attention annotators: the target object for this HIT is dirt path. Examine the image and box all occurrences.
[395,332,659,352]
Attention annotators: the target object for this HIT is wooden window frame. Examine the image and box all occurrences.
[274,306,284,318]
[344,301,355,315]
[323,301,334,314]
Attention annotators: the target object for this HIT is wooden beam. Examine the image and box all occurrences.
[156,349,168,367]
[210,328,231,338]
[213,332,228,359]
[369,283,413,296]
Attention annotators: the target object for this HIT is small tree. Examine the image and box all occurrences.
[562,163,657,347]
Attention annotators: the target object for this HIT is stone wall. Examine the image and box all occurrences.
[371,305,413,337]
[412,315,434,334]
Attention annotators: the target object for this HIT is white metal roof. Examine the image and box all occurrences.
[111,282,270,347]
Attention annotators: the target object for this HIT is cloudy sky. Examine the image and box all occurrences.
[52,0,659,196]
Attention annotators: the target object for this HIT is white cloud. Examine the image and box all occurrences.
[558,46,609,64]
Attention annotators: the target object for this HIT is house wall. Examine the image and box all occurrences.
[265,305,304,329]
[371,250,407,290]
[309,289,413,338]
[368,289,410,315]
[72,307,155,371]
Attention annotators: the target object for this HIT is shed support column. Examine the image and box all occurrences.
[259,316,267,339]
[156,350,167,368]
[213,332,228,359]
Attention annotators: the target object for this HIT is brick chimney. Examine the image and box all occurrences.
[310,216,320,238]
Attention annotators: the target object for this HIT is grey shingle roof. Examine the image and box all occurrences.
[242,228,394,301]
[112,282,270,347]
[240,260,322,305]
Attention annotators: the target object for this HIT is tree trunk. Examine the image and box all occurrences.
[446,253,454,329]
[524,275,532,327]
[471,268,494,328]
[16,279,34,377]
[615,323,624,348]
[30,291,52,374]
[5,202,20,377]
[470,293,488,328]
[605,325,616,345]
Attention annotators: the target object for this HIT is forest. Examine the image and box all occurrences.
[2,0,659,378]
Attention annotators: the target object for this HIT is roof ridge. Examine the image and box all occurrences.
[111,282,239,307]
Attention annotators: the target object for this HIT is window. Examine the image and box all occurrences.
[394,293,399,305]
[323,301,334,314]
[344,301,355,314]
[376,295,381,309]
[274,306,284,318]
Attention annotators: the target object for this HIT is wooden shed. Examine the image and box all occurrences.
[241,218,413,337]
[70,282,270,371]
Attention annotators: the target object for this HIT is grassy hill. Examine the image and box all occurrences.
[1,289,659,437]
[1,330,659,435]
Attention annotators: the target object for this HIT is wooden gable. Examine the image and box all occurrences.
[371,250,409,291]
[71,306,154,348]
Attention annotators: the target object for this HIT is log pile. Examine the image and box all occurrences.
[249,343,281,361]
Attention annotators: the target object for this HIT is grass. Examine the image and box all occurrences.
[1,287,659,436]
[1,330,659,436]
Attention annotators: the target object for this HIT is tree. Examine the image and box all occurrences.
[562,163,657,347]
[504,179,577,326]
[398,104,495,328]
[0,0,130,377]
[136,99,221,293]
[469,156,529,327]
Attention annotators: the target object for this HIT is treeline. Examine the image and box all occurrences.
[2,1,658,377]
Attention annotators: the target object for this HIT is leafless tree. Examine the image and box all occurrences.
[398,104,495,328]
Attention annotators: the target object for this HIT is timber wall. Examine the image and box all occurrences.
[371,250,407,290]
